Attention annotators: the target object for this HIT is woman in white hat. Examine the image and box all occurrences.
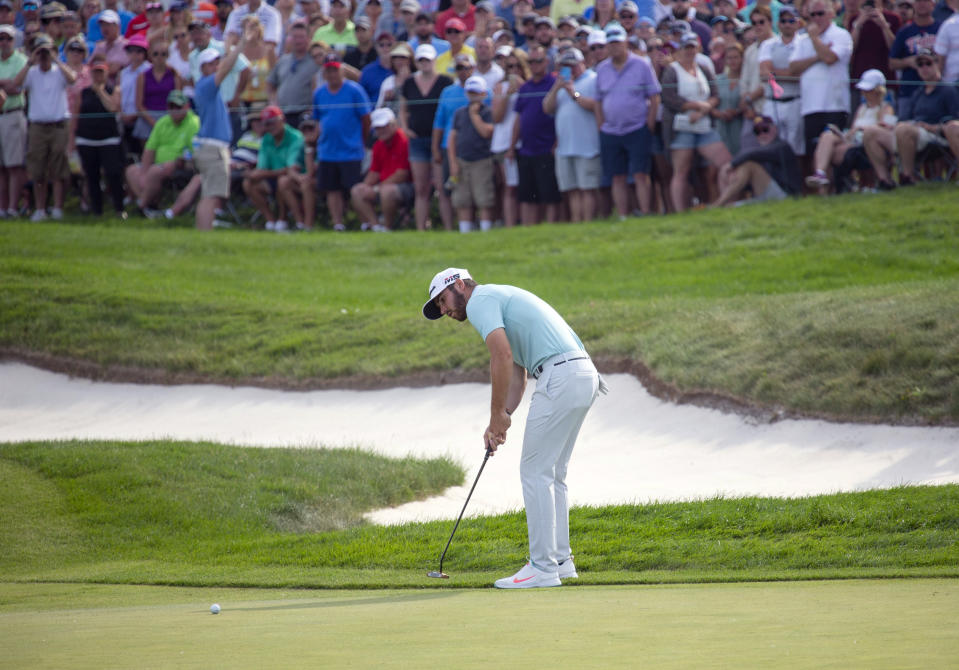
[805,68,896,190]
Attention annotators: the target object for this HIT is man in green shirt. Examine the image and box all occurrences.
[0,25,28,218]
[124,89,200,217]
[242,104,304,232]
[312,0,357,50]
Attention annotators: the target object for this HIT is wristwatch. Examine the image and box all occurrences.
[573,91,581,100]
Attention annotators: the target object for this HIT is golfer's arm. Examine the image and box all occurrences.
[505,362,527,415]
[485,328,514,419]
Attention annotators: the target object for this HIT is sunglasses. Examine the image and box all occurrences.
[753,124,772,135]
[620,12,635,18]
[809,10,826,16]
[0,35,11,41]
[916,59,935,66]
[454,64,472,70]
[168,103,185,110]
[446,28,461,34]
[506,62,520,68]
[377,41,393,48]
[752,18,767,24]
[780,16,797,22]
[174,32,187,38]
[529,58,545,63]
[590,44,605,50]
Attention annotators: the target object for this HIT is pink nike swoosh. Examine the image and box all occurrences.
[513,575,535,583]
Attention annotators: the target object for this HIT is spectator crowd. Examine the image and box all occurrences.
[0,0,957,230]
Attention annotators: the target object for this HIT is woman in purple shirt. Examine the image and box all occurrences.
[135,38,183,141]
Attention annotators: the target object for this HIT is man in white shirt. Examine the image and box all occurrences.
[473,37,503,92]
[223,0,282,49]
[933,13,959,83]
[788,0,853,158]
[12,34,76,221]
[759,4,804,155]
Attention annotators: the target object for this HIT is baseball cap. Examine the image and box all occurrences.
[66,35,87,50]
[637,16,656,26]
[495,44,512,58]
[464,74,487,93]
[0,1,13,9]
[445,17,467,32]
[370,106,396,127]
[198,47,221,65]
[619,0,639,14]
[354,15,371,30]
[126,33,149,50]
[261,104,284,121]
[399,0,420,12]
[521,11,538,24]
[0,25,14,37]
[414,43,437,60]
[33,33,54,49]
[167,89,189,106]
[670,19,690,33]
[779,5,799,16]
[558,47,583,64]
[558,15,579,28]
[323,52,342,67]
[587,29,607,46]
[91,60,109,71]
[40,2,66,19]
[710,15,730,24]
[475,0,494,12]
[454,52,475,66]
[422,268,472,320]
[605,25,627,42]
[534,15,555,28]
[856,68,886,90]
[389,43,412,58]
[915,46,935,58]
[680,32,699,47]
[98,8,120,23]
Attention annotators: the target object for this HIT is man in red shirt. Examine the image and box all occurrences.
[350,107,413,231]
[436,0,476,37]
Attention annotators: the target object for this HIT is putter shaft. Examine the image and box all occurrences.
[428,447,492,578]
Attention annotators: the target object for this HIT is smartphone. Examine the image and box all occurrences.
[560,66,571,80]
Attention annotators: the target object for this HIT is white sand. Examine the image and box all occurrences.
[2,362,957,525]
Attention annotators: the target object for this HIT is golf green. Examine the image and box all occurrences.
[2,579,955,668]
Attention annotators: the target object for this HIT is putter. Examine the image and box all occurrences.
[427,446,493,579]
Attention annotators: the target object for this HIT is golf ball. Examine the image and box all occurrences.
[210,604,221,614]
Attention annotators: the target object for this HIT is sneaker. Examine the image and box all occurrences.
[360,222,373,231]
[50,208,64,220]
[7,208,18,218]
[458,221,473,233]
[164,209,175,220]
[479,220,492,231]
[805,170,830,187]
[899,174,916,187]
[141,207,161,219]
[371,223,390,232]
[294,221,309,231]
[273,220,289,232]
[877,179,896,191]
[494,562,561,589]
[557,557,578,580]
[265,221,276,231]
[212,219,233,229]
[333,223,346,232]
[30,209,47,222]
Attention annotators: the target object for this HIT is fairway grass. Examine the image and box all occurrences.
[2,580,956,669]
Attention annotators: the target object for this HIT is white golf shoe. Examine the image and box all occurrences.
[494,562,561,589]
[557,557,578,580]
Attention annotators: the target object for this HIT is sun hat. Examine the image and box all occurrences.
[370,107,396,127]
[856,68,886,90]
[587,29,607,46]
[464,74,487,93]
[389,43,412,58]
[198,47,221,65]
[422,268,472,320]
[97,8,120,23]
[605,25,627,42]
[414,43,437,60]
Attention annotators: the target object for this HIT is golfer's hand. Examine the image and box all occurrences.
[485,410,511,452]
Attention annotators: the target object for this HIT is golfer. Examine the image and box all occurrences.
[422,268,607,589]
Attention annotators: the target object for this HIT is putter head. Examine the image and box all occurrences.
[427,571,449,579]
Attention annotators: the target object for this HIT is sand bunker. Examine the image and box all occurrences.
[2,362,957,525]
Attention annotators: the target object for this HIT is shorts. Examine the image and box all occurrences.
[555,154,601,192]
[194,142,231,199]
[754,176,787,203]
[0,110,27,167]
[452,156,495,209]
[517,153,561,204]
[408,136,432,163]
[670,129,724,151]
[492,151,518,187]
[600,125,652,178]
[26,121,70,181]
[916,125,949,153]
[804,111,848,156]
[387,181,416,207]
[317,160,362,193]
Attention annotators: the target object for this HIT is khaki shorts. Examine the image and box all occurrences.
[451,156,495,210]
[26,121,69,181]
[555,154,601,192]
[194,142,231,199]
[0,111,27,167]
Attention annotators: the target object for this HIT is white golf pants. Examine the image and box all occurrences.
[521,352,602,573]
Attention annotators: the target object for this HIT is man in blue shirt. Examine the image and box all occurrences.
[313,56,371,231]
[422,268,607,589]
[192,24,248,230]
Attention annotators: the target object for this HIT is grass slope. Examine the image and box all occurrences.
[2,187,958,422]
[2,441,957,588]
